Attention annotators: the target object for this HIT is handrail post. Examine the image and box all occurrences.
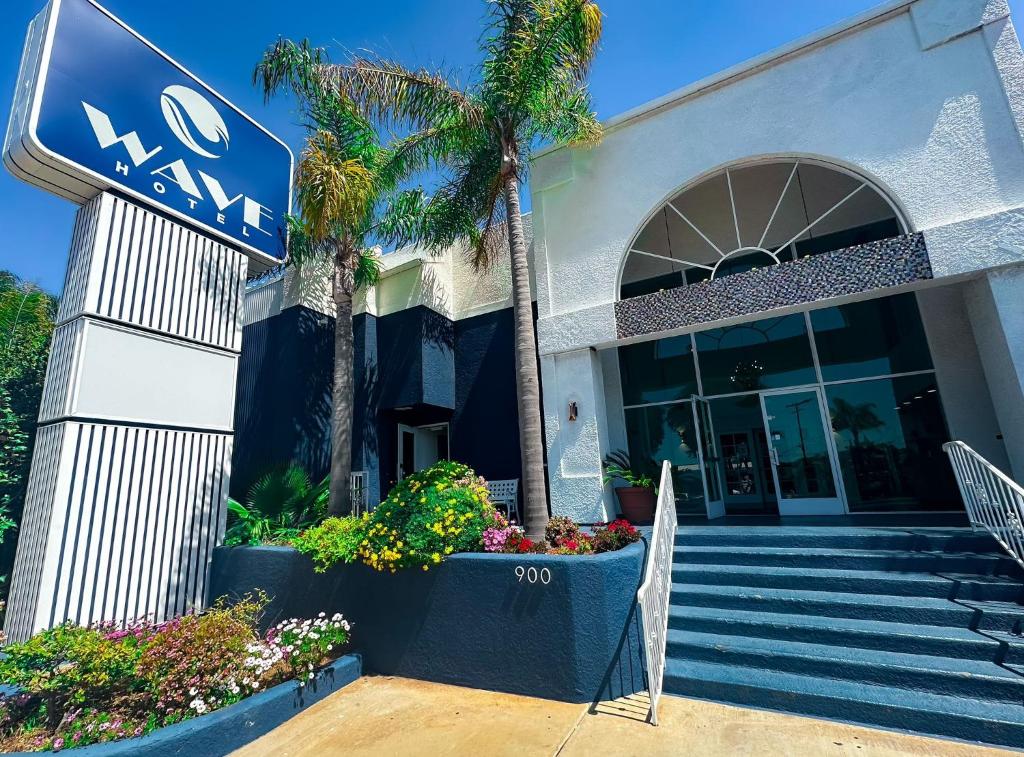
[943,441,1024,572]
[636,460,678,725]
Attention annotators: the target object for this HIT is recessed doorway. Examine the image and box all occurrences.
[397,423,450,480]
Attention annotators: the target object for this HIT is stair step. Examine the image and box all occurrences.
[670,583,998,628]
[664,658,1024,748]
[676,545,1024,576]
[675,526,1001,554]
[672,563,1024,602]
[669,605,1002,661]
[666,629,1024,702]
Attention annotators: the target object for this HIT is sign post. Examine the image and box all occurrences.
[3,0,292,640]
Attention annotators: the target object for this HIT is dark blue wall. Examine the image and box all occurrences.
[232,305,333,499]
[452,307,523,484]
[208,544,645,704]
[232,302,531,506]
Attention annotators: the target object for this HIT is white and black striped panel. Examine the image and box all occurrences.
[56,195,104,323]
[3,423,231,641]
[5,423,65,643]
[37,319,83,423]
[62,195,247,353]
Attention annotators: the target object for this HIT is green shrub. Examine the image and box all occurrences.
[0,593,351,752]
[355,461,496,572]
[293,515,367,572]
[0,625,142,728]
[225,463,328,546]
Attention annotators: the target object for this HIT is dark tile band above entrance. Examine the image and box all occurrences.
[614,233,930,340]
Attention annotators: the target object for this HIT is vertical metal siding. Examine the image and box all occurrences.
[5,423,231,641]
[59,194,246,352]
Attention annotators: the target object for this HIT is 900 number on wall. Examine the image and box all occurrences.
[515,565,551,584]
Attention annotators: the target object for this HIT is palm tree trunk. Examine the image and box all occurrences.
[329,247,354,517]
[503,174,548,540]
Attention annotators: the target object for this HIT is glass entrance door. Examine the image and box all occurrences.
[691,397,725,519]
[759,388,846,515]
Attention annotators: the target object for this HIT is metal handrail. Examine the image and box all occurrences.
[350,471,367,515]
[636,460,678,725]
[943,441,1024,571]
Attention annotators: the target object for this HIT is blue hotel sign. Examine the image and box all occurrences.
[3,0,293,264]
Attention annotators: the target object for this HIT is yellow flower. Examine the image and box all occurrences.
[432,552,442,563]
[422,565,429,571]
[444,546,453,554]
[397,541,403,548]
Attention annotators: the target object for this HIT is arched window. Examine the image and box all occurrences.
[619,159,907,300]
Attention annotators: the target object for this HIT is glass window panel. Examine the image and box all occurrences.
[826,375,957,512]
[620,271,684,299]
[762,390,837,499]
[695,314,816,395]
[624,402,705,514]
[619,336,698,405]
[811,293,933,382]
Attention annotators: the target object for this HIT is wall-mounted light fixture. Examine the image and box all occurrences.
[568,401,578,422]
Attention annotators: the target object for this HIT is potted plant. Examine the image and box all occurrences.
[602,451,657,524]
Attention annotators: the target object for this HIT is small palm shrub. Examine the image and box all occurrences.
[225,463,328,546]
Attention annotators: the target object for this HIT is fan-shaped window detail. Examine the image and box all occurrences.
[619,159,907,300]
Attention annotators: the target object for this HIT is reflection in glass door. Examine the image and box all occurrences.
[692,397,725,519]
[760,388,846,515]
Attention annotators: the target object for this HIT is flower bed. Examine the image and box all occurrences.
[208,541,646,704]
[290,462,642,574]
[2,655,360,757]
[0,596,354,753]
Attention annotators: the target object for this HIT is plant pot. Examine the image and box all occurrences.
[614,487,656,524]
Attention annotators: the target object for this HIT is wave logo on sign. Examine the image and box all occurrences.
[159,85,229,159]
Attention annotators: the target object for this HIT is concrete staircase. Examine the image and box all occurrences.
[665,526,1024,749]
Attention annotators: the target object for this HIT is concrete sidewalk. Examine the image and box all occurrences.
[232,676,1012,756]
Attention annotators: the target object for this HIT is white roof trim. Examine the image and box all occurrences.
[534,0,913,160]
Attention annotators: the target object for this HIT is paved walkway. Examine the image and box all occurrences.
[233,676,1012,756]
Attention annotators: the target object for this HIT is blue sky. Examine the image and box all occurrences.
[2,0,1023,293]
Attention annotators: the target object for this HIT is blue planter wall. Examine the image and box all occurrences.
[207,542,646,704]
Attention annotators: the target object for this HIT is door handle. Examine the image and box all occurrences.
[769,447,780,466]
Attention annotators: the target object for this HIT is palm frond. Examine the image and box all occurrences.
[328,57,485,132]
[254,37,329,104]
[353,248,383,290]
[482,0,602,136]
[296,130,376,240]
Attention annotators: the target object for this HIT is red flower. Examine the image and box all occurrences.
[517,538,534,553]
[564,539,579,550]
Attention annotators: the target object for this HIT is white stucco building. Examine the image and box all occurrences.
[528,0,1024,522]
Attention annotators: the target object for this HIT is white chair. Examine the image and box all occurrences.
[350,471,367,515]
[487,479,520,524]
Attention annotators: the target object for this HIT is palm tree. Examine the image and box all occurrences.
[831,398,885,450]
[255,40,419,516]
[325,0,604,538]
